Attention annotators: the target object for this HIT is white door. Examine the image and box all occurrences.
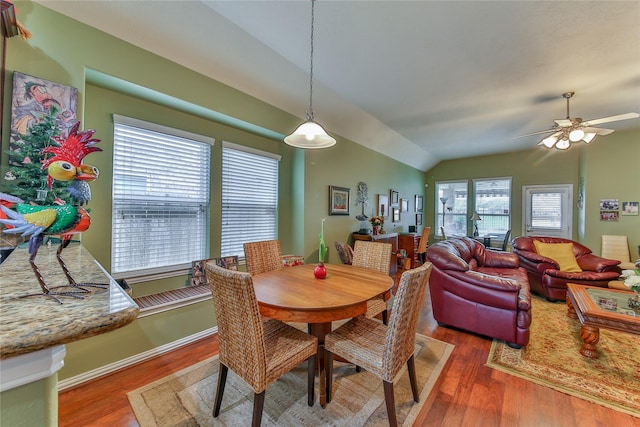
[522,184,572,238]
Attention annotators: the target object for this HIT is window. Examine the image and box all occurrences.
[111,115,212,278]
[221,141,280,258]
[436,181,468,237]
[473,178,511,237]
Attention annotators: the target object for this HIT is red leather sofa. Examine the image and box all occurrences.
[426,237,531,348]
[512,236,622,302]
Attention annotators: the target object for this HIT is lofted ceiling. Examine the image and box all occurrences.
[34,1,640,171]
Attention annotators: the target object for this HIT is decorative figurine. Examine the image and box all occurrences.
[0,122,104,303]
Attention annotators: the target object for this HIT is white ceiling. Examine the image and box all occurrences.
[34,1,640,171]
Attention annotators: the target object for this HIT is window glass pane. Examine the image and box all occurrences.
[530,192,562,229]
[436,181,467,237]
[221,142,279,258]
[112,117,211,275]
[474,178,511,236]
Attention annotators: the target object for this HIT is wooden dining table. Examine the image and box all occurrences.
[252,262,394,407]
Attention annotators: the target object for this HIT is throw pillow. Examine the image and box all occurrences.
[533,241,582,272]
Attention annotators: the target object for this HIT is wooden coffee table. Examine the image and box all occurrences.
[566,283,640,358]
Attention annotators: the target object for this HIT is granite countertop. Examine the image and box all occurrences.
[0,243,139,359]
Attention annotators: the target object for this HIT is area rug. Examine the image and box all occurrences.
[127,334,453,426]
[486,295,640,418]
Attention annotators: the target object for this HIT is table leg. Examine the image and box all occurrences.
[579,325,599,359]
[309,322,332,408]
[566,295,577,319]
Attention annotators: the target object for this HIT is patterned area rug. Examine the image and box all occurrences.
[127,334,453,426]
[486,295,640,418]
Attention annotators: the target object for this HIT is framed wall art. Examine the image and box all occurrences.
[416,213,423,225]
[622,201,639,216]
[390,189,399,206]
[401,198,409,212]
[415,195,423,212]
[10,72,78,154]
[392,206,400,223]
[329,185,350,215]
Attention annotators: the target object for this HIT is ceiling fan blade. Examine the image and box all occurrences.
[553,119,573,127]
[512,128,557,139]
[582,127,615,136]
[581,112,639,127]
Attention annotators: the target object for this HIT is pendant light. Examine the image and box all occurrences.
[284,0,336,149]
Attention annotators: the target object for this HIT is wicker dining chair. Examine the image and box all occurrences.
[324,262,433,427]
[351,240,392,325]
[416,226,431,263]
[205,263,317,426]
[244,239,283,276]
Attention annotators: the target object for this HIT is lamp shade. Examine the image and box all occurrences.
[470,212,482,221]
[284,120,336,149]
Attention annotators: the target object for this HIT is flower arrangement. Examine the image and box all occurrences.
[370,216,383,227]
[319,218,327,263]
[621,268,640,293]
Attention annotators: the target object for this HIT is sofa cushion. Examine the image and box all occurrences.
[533,241,582,273]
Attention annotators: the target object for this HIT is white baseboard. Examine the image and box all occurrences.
[58,326,218,391]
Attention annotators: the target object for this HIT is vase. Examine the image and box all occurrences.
[314,263,327,279]
[372,226,379,235]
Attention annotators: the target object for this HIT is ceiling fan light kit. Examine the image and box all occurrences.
[284,0,336,150]
[519,91,639,151]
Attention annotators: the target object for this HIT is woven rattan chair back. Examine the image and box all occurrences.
[384,262,432,380]
[206,263,267,389]
[244,239,283,276]
[205,262,318,425]
[416,226,431,262]
[351,240,392,275]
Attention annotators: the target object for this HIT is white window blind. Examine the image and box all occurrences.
[111,115,212,276]
[221,141,280,258]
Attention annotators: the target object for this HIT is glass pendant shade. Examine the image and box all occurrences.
[568,129,585,142]
[556,138,570,150]
[284,119,336,148]
[542,135,558,148]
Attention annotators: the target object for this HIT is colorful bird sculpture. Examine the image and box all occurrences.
[0,122,103,303]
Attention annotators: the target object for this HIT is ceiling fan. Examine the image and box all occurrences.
[515,92,639,150]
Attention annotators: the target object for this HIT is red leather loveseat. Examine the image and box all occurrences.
[426,237,531,348]
[512,236,622,302]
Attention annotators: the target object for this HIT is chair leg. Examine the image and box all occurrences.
[407,355,419,402]
[383,380,398,427]
[213,363,228,417]
[252,391,266,427]
[307,354,315,406]
[381,309,388,325]
[325,349,334,403]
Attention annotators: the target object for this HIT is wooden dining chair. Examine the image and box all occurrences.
[351,240,392,325]
[324,262,433,427]
[205,263,317,426]
[244,239,283,276]
[416,226,431,263]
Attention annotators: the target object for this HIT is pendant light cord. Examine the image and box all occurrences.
[307,0,315,121]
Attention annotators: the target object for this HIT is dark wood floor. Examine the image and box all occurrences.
[59,272,639,427]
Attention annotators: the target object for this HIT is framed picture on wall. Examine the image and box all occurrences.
[416,213,423,225]
[622,201,639,216]
[378,194,389,218]
[390,189,399,206]
[415,195,423,212]
[401,198,409,212]
[329,185,350,215]
[392,206,400,223]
